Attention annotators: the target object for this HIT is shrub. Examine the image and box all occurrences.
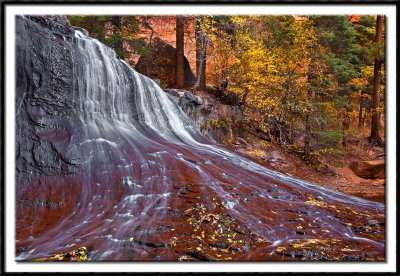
[312,130,342,148]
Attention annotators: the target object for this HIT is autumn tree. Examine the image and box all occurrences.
[176,16,185,88]
[212,16,317,146]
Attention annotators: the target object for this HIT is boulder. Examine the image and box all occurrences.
[263,150,285,163]
[349,160,385,179]
[152,78,161,87]
[315,164,336,176]
[183,91,202,106]
[163,89,243,143]
[164,89,202,108]
[135,37,196,88]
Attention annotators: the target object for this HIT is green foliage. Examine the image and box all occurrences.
[67,16,147,62]
[312,148,347,158]
[201,119,229,131]
[312,130,342,148]
[68,15,109,39]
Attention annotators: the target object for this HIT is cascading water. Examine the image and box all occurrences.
[15,16,384,261]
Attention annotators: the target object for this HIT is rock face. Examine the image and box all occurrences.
[164,89,243,143]
[134,16,197,71]
[16,15,78,179]
[349,159,385,179]
[135,37,196,88]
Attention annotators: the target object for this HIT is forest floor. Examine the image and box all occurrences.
[225,135,385,203]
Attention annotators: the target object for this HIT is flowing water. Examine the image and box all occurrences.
[16,27,385,261]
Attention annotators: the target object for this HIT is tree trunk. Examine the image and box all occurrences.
[111,16,123,56]
[358,90,364,129]
[176,16,185,88]
[196,49,207,91]
[369,15,383,146]
[342,112,350,147]
[112,16,121,29]
[304,112,311,150]
[304,59,316,151]
[195,17,206,91]
[141,16,155,44]
[195,18,201,78]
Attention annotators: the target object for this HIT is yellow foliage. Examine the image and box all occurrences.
[29,246,88,262]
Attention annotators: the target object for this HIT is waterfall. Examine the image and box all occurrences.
[15,17,384,261]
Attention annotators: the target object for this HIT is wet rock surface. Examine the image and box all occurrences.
[16,16,384,262]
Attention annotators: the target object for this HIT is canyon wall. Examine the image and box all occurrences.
[134,16,196,72]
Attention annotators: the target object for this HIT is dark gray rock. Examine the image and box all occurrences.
[25,15,73,36]
[152,79,161,87]
[164,89,243,143]
[16,15,79,181]
[183,91,202,105]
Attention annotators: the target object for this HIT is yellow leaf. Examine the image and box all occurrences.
[276,247,286,253]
